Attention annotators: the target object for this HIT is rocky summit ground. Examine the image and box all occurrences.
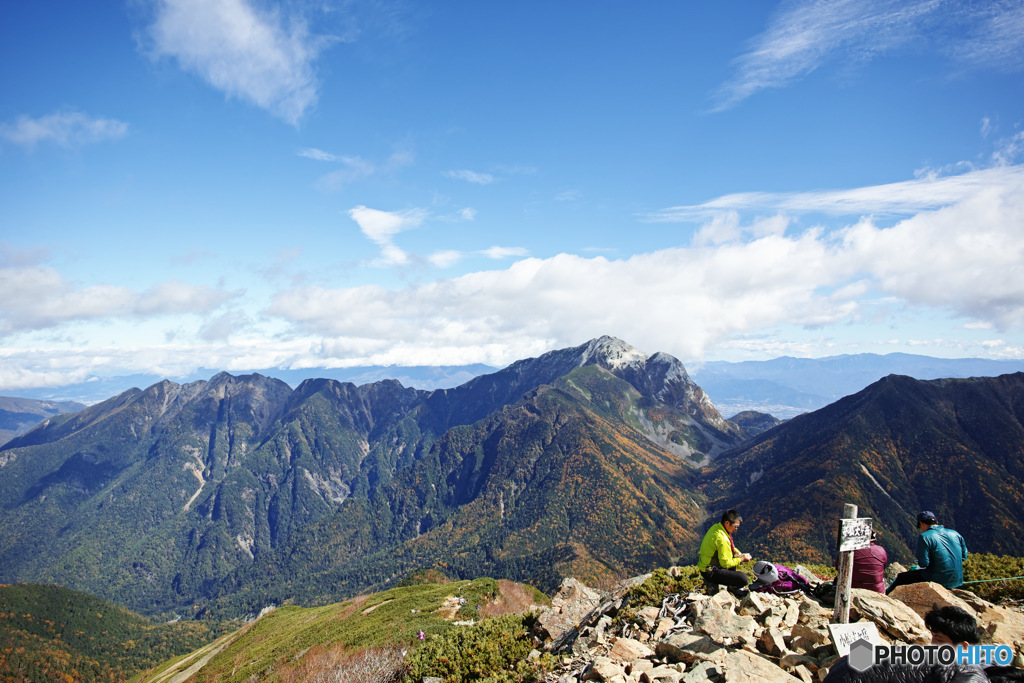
[521,568,1024,683]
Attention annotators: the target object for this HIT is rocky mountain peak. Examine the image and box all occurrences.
[578,336,648,371]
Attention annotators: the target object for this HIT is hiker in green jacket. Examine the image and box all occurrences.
[885,510,968,594]
[697,509,752,598]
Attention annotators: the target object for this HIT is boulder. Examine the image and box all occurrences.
[536,578,603,642]
[738,592,770,617]
[719,649,803,682]
[682,660,721,683]
[795,594,831,627]
[642,664,684,683]
[694,607,758,645]
[609,636,654,663]
[788,623,830,653]
[848,589,930,644]
[757,626,789,657]
[585,656,625,682]
[656,632,725,665]
[889,581,978,619]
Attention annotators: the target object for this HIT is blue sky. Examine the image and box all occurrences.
[2,0,1023,392]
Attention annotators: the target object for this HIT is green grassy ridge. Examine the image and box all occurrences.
[137,576,548,683]
[0,583,233,682]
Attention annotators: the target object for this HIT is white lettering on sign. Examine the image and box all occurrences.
[839,517,873,552]
[829,622,882,657]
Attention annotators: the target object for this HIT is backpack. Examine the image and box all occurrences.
[752,563,812,595]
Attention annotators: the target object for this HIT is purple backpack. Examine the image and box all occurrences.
[752,563,812,595]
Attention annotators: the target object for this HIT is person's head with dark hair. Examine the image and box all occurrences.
[985,666,1024,682]
[721,509,742,525]
[924,605,980,647]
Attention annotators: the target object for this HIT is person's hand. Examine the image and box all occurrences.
[741,553,752,562]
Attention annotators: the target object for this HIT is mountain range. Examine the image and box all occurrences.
[691,353,1024,418]
[0,396,86,447]
[0,335,1022,621]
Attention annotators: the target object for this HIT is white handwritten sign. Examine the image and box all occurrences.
[838,517,873,552]
[828,622,882,657]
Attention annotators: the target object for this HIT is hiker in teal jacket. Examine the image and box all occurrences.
[698,509,752,597]
[886,511,968,594]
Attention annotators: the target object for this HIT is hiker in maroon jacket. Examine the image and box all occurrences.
[848,532,888,593]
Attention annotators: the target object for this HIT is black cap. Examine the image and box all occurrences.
[917,511,938,524]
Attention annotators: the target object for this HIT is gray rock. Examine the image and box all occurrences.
[656,632,725,664]
[849,588,930,644]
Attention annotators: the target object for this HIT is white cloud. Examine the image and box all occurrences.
[145,0,331,124]
[954,1,1024,72]
[647,166,1024,222]
[298,147,338,161]
[0,265,236,336]
[458,208,477,221]
[348,205,427,266]
[713,0,1023,110]
[0,111,128,148]
[264,165,1024,365]
[480,246,529,260]
[444,169,496,185]
[429,250,463,268]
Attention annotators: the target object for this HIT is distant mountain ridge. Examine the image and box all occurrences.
[0,396,86,447]
[692,353,1024,418]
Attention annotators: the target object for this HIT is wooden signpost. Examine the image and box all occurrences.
[833,504,873,624]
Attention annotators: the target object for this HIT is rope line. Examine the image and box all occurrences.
[960,575,1024,585]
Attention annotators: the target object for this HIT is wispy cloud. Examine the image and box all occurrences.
[712,0,1024,110]
[444,169,496,185]
[312,140,415,190]
[0,111,128,148]
[297,147,338,161]
[645,166,1024,221]
[145,0,332,124]
[954,0,1024,72]
[348,205,427,266]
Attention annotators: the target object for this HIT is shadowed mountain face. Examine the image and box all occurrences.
[0,337,741,618]
[702,372,1024,565]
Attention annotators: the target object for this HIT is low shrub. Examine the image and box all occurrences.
[403,614,553,683]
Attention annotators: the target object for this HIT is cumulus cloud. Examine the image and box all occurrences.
[266,165,1024,366]
[0,111,129,148]
[0,263,237,336]
[145,0,331,124]
[348,205,427,266]
[444,169,495,185]
[713,0,1023,110]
